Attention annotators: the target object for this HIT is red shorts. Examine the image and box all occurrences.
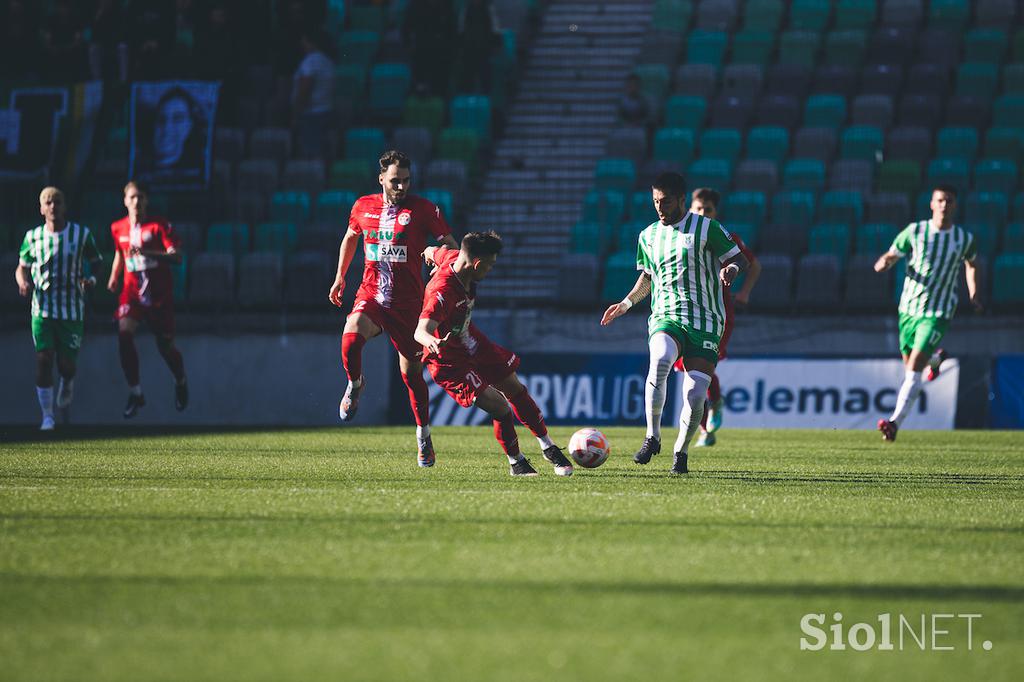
[426,332,520,408]
[349,296,422,360]
[116,294,175,337]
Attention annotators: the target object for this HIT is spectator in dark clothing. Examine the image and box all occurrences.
[0,0,42,81]
[619,74,652,127]
[127,0,177,80]
[88,0,128,82]
[403,0,458,97]
[458,0,500,94]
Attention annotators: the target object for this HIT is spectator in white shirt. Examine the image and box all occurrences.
[292,29,334,160]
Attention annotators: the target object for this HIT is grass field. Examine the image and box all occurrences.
[1,426,1022,681]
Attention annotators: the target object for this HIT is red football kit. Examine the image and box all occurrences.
[348,193,451,358]
[420,248,520,407]
[111,215,181,335]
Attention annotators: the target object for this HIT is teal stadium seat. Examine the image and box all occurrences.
[771,190,817,229]
[722,191,767,224]
[993,96,1024,129]
[935,127,979,161]
[968,223,999,260]
[369,63,411,121]
[602,252,642,302]
[345,127,387,164]
[746,126,789,166]
[731,31,775,65]
[254,222,298,255]
[974,160,1019,195]
[699,128,742,163]
[653,127,695,166]
[789,0,831,31]
[450,95,492,140]
[594,159,636,194]
[824,30,867,67]
[965,191,1009,229]
[206,222,250,257]
[570,222,609,256]
[630,191,657,223]
[687,159,733,190]
[634,63,671,104]
[269,191,312,225]
[834,0,876,30]
[420,189,454,223]
[955,63,999,99]
[583,190,627,230]
[348,4,386,32]
[315,190,357,223]
[982,128,1022,163]
[333,64,368,105]
[1004,64,1024,95]
[992,254,1024,308]
[804,95,847,129]
[685,31,729,67]
[808,224,852,265]
[652,0,694,29]
[778,31,821,67]
[1003,223,1024,253]
[840,126,884,160]
[1014,192,1024,221]
[819,191,864,227]
[726,222,759,249]
[664,95,707,130]
[928,0,970,31]
[783,159,826,191]
[926,159,970,192]
[337,31,379,68]
[964,28,1008,63]
[743,0,783,31]
[855,223,899,254]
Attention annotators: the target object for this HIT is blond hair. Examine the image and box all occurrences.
[39,186,64,204]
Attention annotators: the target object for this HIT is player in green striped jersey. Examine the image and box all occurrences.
[15,187,102,430]
[601,172,749,473]
[873,184,981,442]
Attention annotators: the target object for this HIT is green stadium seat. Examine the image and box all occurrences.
[254,222,298,255]
[965,29,1009,63]
[840,126,884,161]
[1003,64,1024,95]
[955,63,999,99]
[982,128,1022,163]
[1003,223,1024,253]
[206,222,250,256]
[974,160,1019,195]
[936,127,979,161]
[778,31,821,67]
[877,160,921,198]
[450,95,492,140]
[746,126,789,166]
[819,191,864,227]
[789,0,831,31]
[743,0,783,31]
[570,222,608,256]
[652,0,694,29]
[771,190,817,229]
[966,191,1010,229]
[329,159,376,194]
[333,64,368,103]
[653,127,695,165]
[583,190,627,230]
[731,31,775,65]
[348,4,386,32]
[825,30,868,69]
[403,95,445,135]
[685,31,729,67]
[436,127,481,174]
[855,223,899,254]
[269,191,311,225]
[369,63,411,121]
[834,0,876,30]
[602,252,642,302]
[315,190,357,224]
[926,158,970,192]
[804,95,847,129]
[783,159,826,191]
[344,127,387,164]
[993,96,1024,128]
[634,63,671,104]
[808,223,852,264]
[420,189,454,223]
[992,254,1024,308]
[726,222,759,250]
[722,191,767,225]
[699,128,742,163]
[630,191,657,222]
[664,95,707,130]
[928,0,970,31]
[337,31,379,67]
[687,159,733,190]
[594,159,636,194]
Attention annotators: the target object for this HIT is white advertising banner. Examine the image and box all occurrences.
[695,359,960,430]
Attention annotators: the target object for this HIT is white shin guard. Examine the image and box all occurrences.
[645,333,679,440]
[675,370,712,454]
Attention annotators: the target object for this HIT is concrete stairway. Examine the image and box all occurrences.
[469,0,654,303]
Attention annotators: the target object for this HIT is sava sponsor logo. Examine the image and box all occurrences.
[723,380,928,415]
[365,243,407,262]
[800,613,991,652]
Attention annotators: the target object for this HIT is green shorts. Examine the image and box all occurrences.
[31,316,84,360]
[650,318,721,366]
[898,313,949,358]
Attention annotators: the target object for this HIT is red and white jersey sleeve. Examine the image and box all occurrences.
[420,248,481,359]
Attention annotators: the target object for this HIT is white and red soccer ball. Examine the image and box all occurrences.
[568,428,610,468]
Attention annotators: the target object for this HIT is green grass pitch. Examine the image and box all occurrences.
[1,426,1022,681]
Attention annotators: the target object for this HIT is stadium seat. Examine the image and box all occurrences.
[171,222,204,255]
[570,221,610,257]
[687,159,733,191]
[594,159,637,194]
[880,0,923,28]
[315,190,357,224]
[695,0,738,30]
[284,251,333,309]
[639,29,686,67]
[297,222,340,253]
[237,253,283,309]
[819,191,864,227]
[860,64,904,97]
[743,0,783,30]
[436,127,481,175]
[746,126,789,166]
[782,159,826,192]
[944,95,991,130]
[424,160,468,208]
[348,4,387,32]
[329,159,377,194]
[629,191,657,222]
[808,224,852,264]
[730,30,775,65]
[369,63,411,122]
[829,158,873,196]
[966,191,1009,229]
[804,95,847,129]
[710,95,755,128]
[206,222,250,256]
[754,95,802,131]
[886,126,931,162]
[811,64,859,98]
[1014,192,1024,221]
[835,0,877,29]
[214,127,246,164]
[664,95,707,130]
[722,191,767,225]
[169,254,187,304]
[337,31,380,67]
[771,190,817,229]
[583,190,627,231]
[1002,64,1024,95]
[927,0,970,30]
[653,128,695,165]
[684,30,729,66]
[1014,28,1024,60]
[850,95,894,129]
[968,224,1000,260]
[824,30,867,67]
[450,95,492,140]
[866,193,910,225]
[249,127,292,166]
[935,127,979,161]
[653,0,694,29]
[856,223,900,254]
[789,0,831,30]
[976,0,1018,27]
[926,159,970,192]
[391,127,433,165]
[792,127,838,162]
[699,128,742,163]
[795,254,843,309]
[345,128,387,164]
[601,251,643,303]
[955,63,999,99]
[897,93,942,129]
[748,253,794,310]
[616,220,649,254]
[281,160,325,194]
[606,127,648,168]
[253,222,298,254]
[189,253,235,308]
[269,191,311,225]
[727,221,759,249]
[420,189,454,223]
[556,253,600,307]
[964,28,1009,63]
[230,191,267,224]
[673,64,718,98]
[766,64,813,99]
[720,64,763,98]
[635,63,671,105]
[333,64,368,109]
[840,126,884,161]
[974,160,1019,196]
[993,96,1024,128]
[905,63,950,97]
[844,253,892,311]
[237,159,279,194]
[778,31,821,67]
[402,95,445,135]
[1003,223,1024,253]
[733,160,779,194]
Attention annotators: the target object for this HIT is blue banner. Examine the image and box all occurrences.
[991,356,1024,429]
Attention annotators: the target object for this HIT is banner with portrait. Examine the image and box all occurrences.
[129,81,219,190]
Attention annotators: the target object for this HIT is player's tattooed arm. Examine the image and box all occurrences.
[600,273,651,326]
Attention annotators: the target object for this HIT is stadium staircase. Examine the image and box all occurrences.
[471,0,653,302]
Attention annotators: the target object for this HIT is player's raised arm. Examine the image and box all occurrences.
[329,227,361,307]
[601,272,652,326]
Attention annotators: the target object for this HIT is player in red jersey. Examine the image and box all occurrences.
[107,180,188,418]
[328,150,459,465]
[414,231,575,476]
[673,188,761,446]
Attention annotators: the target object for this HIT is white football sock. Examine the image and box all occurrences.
[675,371,712,454]
[890,370,924,427]
[416,425,430,440]
[537,434,555,449]
[129,384,143,396]
[645,333,678,440]
[36,386,54,419]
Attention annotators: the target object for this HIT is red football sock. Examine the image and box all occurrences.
[118,330,140,386]
[158,343,186,382]
[493,412,521,459]
[401,370,430,427]
[509,390,547,438]
[709,373,721,402]
[341,332,365,382]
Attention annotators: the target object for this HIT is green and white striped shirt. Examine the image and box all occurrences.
[891,220,977,319]
[636,212,740,336]
[19,222,101,321]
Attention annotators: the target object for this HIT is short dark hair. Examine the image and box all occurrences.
[691,187,720,207]
[124,179,149,196]
[461,230,503,258]
[379,150,411,173]
[933,184,958,200]
[652,171,686,197]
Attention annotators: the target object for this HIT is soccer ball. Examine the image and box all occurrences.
[568,428,610,468]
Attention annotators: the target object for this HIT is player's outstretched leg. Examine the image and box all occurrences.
[339,332,367,421]
[635,332,676,464]
[925,348,948,382]
[500,378,572,476]
[672,370,712,474]
[477,387,537,476]
[400,366,434,467]
[883,365,925,442]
